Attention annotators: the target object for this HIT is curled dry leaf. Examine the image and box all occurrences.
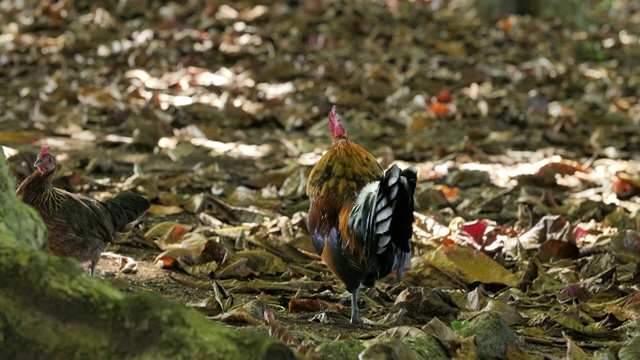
[174,238,232,277]
[147,204,184,215]
[157,192,205,213]
[264,309,298,346]
[376,308,407,327]
[535,239,579,263]
[242,299,271,320]
[220,250,286,278]
[394,287,461,320]
[309,312,330,324]
[274,242,317,264]
[548,309,611,338]
[156,231,208,253]
[209,196,275,225]
[213,307,263,326]
[101,252,138,274]
[609,230,640,264]
[181,261,220,278]
[155,248,199,270]
[288,298,322,313]
[216,258,253,279]
[189,295,226,317]
[154,232,210,271]
[422,317,478,359]
[375,326,429,340]
[212,280,233,312]
[199,212,224,228]
[119,256,138,274]
[145,221,193,248]
[481,300,526,326]
[466,287,488,311]
[519,215,575,250]
[200,239,230,264]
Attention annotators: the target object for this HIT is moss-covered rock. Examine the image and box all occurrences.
[0,150,47,250]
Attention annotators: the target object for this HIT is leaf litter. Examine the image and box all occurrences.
[4,0,640,358]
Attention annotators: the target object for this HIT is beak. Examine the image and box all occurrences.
[34,158,42,167]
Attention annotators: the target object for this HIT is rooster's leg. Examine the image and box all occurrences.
[349,290,360,324]
[89,261,97,277]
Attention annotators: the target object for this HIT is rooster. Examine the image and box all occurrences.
[306,106,417,324]
[16,146,150,276]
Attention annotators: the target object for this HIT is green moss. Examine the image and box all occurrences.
[404,336,449,360]
[316,339,365,360]
[0,242,296,359]
[0,154,47,250]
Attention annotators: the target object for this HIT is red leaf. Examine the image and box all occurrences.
[456,220,496,248]
[536,240,579,263]
[441,238,455,246]
[429,101,448,117]
[574,226,588,243]
[464,220,488,241]
[436,90,453,103]
[155,257,176,268]
[440,185,460,199]
[624,293,640,307]
[288,298,322,313]
[560,283,592,301]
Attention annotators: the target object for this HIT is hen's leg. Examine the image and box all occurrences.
[89,261,97,277]
[349,290,360,324]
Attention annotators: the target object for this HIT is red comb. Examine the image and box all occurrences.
[38,146,51,158]
[329,105,346,138]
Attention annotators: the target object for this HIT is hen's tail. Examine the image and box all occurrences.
[102,192,150,232]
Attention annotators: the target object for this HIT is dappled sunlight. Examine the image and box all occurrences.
[4,0,640,358]
[190,138,273,159]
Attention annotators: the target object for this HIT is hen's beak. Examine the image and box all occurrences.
[34,158,42,167]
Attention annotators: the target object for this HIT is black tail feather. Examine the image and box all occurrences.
[374,165,416,254]
[102,192,150,232]
[348,164,417,281]
[393,167,417,252]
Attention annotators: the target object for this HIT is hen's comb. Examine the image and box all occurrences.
[38,146,51,158]
[329,105,346,138]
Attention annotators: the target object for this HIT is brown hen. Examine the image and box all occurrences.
[16,147,150,276]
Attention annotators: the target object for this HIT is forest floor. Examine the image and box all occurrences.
[3,0,640,359]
